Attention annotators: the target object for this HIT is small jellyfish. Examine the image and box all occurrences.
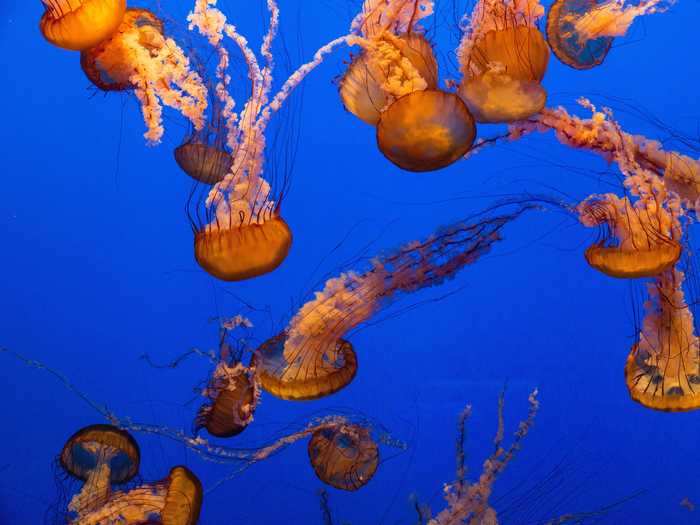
[188,0,350,281]
[457,0,550,123]
[60,424,140,516]
[80,8,207,144]
[175,96,232,186]
[307,423,379,491]
[39,0,126,51]
[252,332,358,401]
[195,323,260,437]
[341,0,476,172]
[546,0,668,69]
[61,425,203,524]
[625,269,700,412]
[577,193,681,278]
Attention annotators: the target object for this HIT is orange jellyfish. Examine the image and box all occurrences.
[308,423,379,491]
[80,8,207,144]
[61,424,202,524]
[546,0,669,69]
[195,320,260,437]
[252,204,531,401]
[39,0,126,51]
[625,269,700,412]
[457,0,550,123]
[340,0,476,172]
[577,193,681,278]
[187,0,351,281]
[252,332,358,401]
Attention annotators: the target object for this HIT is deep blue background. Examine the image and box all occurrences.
[1,0,700,523]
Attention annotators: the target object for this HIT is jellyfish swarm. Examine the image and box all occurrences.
[625,269,700,411]
[252,205,530,401]
[308,423,379,491]
[577,194,681,278]
[61,424,203,524]
[546,0,668,69]
[340,0,476,172]
[457,0,550,123]
[187,0,349,281]
[39,0,126,51]
[80,8,207,144]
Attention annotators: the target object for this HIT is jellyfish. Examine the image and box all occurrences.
[307,423,379,491]
[457,0,550,123]
[187,0,352,281]
[340,0,476,172]
[625,268,700,412]
[546,0,669,69]
[39,0,126,51]
[61,424,202,524]
[175,93,232,185]
[80,8,207,144]
[194,320,260,438]
[252,204,532,401]
[577,193,681,278]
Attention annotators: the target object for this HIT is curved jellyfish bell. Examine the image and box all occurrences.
[39,0,126,51]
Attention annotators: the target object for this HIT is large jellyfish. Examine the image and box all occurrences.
[308,423,379,491]
[60,424,203,524]
[80,8,208,144]
[252,203,534,401]
[457,0,550,123]
[340,0,476,172]
[39,0,125,51]
[625,268,700,411]
[187,0,352,281]
[546,0,669,69]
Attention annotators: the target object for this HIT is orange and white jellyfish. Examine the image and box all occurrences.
[308,423,379,491]
[80,8,207,144]
[546,0,669,69]
[39,0,125,51]
[187,0,352,281]
[60,424,203,524]
[195,318,260,438]
[457,0,550,123]
[625,268,700,411]
[340,0,476,172]
[252,204,531,401]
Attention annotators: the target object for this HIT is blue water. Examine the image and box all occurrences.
[1,1,699,523]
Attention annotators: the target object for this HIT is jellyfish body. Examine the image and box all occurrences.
[578,194,681,278]
[252,332,358,401]
[308,423,379,491]
[546,0,613,69]
[341,0,476,171]
[625,270,700,412]
[194,216,292,281]
[195,361,259,437]
[80,8,207,143]
[176,143,232,186]
[458,0,549,123]
[39,0,126,51]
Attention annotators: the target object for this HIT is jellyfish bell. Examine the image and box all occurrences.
[308,423,379,491]
[376,89,476,172]
[546,0,613,69]
[624,270,700,412]
[194,214,293,282]
[175,143,232,186]
[458,0,550,123]
[161,466,203,525]
[39,0,126,51]
[339,33,438,126]
[195,361,259,438]
[251,332,358,401]
[578,194,681,279]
